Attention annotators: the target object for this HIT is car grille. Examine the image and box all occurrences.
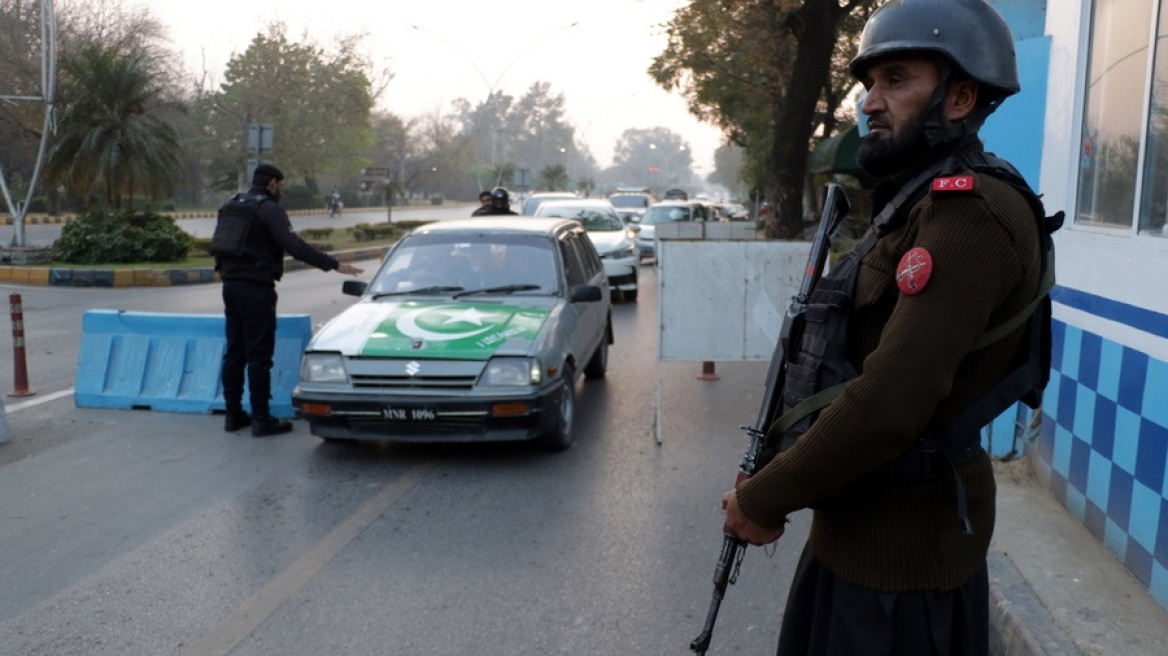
[344,357,483,391]
[349,374,478,391]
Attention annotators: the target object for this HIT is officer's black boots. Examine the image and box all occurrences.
[251,416,293,438]
[224,409,252,432]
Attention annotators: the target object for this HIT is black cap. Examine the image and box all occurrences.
[252,164,285,187]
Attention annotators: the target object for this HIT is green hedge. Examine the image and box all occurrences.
[51,209,192,264]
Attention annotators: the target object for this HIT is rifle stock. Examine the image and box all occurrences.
[688,184,850,654]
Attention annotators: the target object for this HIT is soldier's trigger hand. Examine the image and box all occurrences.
[721,489,786,546]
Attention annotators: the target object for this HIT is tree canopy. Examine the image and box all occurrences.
[204,23,380,193]
[651,0,875,237]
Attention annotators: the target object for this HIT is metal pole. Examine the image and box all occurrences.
[8,294,35,397]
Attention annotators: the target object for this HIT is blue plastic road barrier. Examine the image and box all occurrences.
[75,310,312,419]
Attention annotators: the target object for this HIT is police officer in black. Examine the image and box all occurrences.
[215,164,363,437]
[719,1,1059,654]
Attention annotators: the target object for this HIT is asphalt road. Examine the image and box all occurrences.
[0,263,808,655]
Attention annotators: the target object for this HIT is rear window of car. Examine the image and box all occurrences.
[535,205,624,232]
[641,206,692,224]
[609,194,651,209]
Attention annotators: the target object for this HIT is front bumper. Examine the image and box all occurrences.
[292,382,565,443]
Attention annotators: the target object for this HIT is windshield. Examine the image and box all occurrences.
[640,206,692,224]
[521,194,576,216]
[536,205,624,231]
[369,233,560,296]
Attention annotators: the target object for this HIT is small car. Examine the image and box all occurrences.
[293,218,613,451]
[520,191,579,216]
[608,191,654,224]
[631,200,716,259]
[533,199,639,302]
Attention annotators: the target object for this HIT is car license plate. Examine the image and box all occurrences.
[381,407,437,421]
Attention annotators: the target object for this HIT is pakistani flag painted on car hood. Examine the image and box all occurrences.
[310,301,551,360]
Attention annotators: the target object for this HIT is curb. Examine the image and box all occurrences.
[0,208,325,226]
[0,245,392,287]
[987,551,1084,656]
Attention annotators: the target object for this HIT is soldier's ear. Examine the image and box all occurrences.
[945,79,979,123]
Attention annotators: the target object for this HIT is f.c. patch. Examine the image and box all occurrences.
[896,247,933,295]
[931,175,976,192]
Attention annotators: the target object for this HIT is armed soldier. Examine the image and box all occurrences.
[715,1,1060,654]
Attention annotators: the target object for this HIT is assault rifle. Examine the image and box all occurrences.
[688,183,851,655]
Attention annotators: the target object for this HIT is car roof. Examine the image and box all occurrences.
[650,200,709,207]
[411,217,580,236]
[536,199,616,209]
[527,191,578,198]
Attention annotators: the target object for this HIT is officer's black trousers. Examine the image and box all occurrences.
[776,542,988,656]
[221,280,278,419]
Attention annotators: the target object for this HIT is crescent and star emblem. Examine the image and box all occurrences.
[396,305,498,342]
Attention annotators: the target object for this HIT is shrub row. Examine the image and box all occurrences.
[51,210,192,264]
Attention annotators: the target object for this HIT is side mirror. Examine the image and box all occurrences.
[342,280,368,297]
[570,284,603,303]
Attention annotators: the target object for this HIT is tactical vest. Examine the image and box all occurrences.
[767,152,1063,533]
[210,193,269,258]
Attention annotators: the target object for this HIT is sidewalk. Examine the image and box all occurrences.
[988,456,1168,655]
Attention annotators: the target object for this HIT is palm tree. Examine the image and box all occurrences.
[538,164,569,192]
[45,43,183,210]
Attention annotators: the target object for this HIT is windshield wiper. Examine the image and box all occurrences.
[371,285,463,299]
[453,284,541,298]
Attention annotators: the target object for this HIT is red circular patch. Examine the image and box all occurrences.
[896,247,933,295]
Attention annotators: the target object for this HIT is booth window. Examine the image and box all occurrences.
[1077,0,1154,231]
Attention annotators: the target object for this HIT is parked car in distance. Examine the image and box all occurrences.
[608,191,655,224]
[533,198,639,302]
[715,202,751,221]
[292,217,613,451]
[521,191,578,216]
[631,200,716,259]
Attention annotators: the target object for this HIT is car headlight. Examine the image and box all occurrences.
[300,353,349,383]
[603,244,637,260]
[479,357,542,386]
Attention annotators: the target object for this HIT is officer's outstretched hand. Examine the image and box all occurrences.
[722,488,785,546]
[336,263,363,276]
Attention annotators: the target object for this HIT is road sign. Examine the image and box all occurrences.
[361,166,390,181]
[248,123,274,152]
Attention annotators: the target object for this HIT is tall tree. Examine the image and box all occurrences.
[651,0,875,238]
[608,127,693,194]
[44,42,183,209]
[207,23,381,192]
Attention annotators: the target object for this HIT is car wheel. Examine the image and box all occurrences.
[584,326,609,379]
[538,369,575,451]
[624,288,638,303]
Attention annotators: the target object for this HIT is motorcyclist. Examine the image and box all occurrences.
[476,187,518,216]
[327,189,343,217]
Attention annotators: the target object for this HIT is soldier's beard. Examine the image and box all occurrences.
[857,111,931,178]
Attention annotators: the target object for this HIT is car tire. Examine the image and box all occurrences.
[624,288,638,303]
[584,325,609,379]
[537,369,575,451]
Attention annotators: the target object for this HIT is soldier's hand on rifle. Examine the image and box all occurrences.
[721,489,785,546]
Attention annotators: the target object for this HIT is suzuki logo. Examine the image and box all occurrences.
[405,361,421,376]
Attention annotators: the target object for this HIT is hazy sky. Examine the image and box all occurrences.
[145,0,726,171]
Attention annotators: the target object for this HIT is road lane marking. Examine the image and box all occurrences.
[180,460,437,656]
[5,388,73,412]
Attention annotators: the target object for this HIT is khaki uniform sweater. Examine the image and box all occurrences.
[736,168,1042,592]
